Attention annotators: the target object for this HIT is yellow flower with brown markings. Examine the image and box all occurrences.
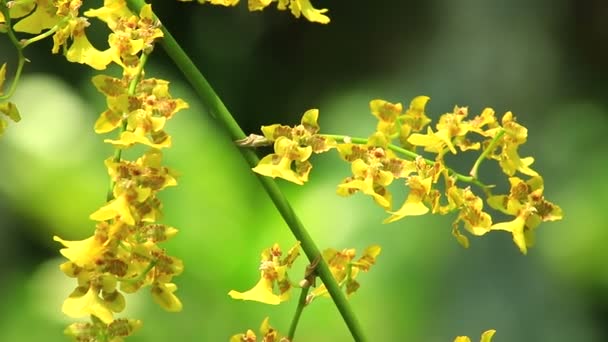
[307,245,381,303]
[489,176,562,254]
[252,109,335,184]
[229,243,301,305]
[230,317,286,342]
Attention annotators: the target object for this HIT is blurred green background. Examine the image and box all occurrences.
[1,0,607,341]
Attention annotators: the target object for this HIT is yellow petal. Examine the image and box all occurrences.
[259,317,272,334]
[518,156,538,176]
[249,0,273,10]
[90,194,135,225]
[356,245,382,271]
[300,108,320,133]
[367,131,389,148]
[409,95,430,113]
[104,130,172,149]
[435,128,457,154]
[13,3,59,34]
[465,216,492,236]
[274,136,313,161]
[402,95,432,131]
[53,235,104,267]
[290,0,330,24]
[0,63,6,94]
[383,195,429,223]
[208,0,240,6]
[454,337,472,342]
[369,99,402,123]
[407,128,445,153]
[151,282,183,312]
[230,330,257,342]
[102,290,126,313]
[260,124,285,141]
[84,0,133,30]
[337,178,391,209]
[94,109,123,134]
[252,154,304,185]
[480,329,497,342]
[62,287,114,324]
[452,226,470,248]
[66,32,113,71]
[6,2,35,21]
[487,194,511,214]
[150,116,167,131]
[308,284,329,301]
[228,277,282,305]
[350,159,369,178]
[491,215,527,254]
[139,4,156,20]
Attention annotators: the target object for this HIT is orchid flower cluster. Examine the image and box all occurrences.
[242,96,563,254]
[1,0,187,340]
[233,96,564,340]
[228,243,382,341]
[1,0,565,341]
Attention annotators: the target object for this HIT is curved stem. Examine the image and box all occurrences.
[21,17,69,48]
[0,0,26,100]
[287,286,310,341]
[322,134,491,189]
[469,129,505,178]
[119,259,157,284]
[124,1,368,341]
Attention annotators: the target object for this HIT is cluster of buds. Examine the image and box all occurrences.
[244,96,563,254]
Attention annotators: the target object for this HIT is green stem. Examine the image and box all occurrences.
[120,259,157,284]
[21,17,69,48]
[106,52,150,201]
[322,134,490,189]
[469,129,505,178]
[125,1,368,340]
[0,0,26,101]
[288,286,310,341]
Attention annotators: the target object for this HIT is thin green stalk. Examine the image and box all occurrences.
[0,0,26,100]
[21,17,70,48]
[469,129,505,178]
[322,134,490,189]
[106,52,150,201]
[288,286,310,341]
[125,1,368,340]
[119,259,157,284]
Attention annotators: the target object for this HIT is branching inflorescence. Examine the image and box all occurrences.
[0,0,563,341]
[2,0,187,340]
[230,96,562,341]
[241,97,563,254]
